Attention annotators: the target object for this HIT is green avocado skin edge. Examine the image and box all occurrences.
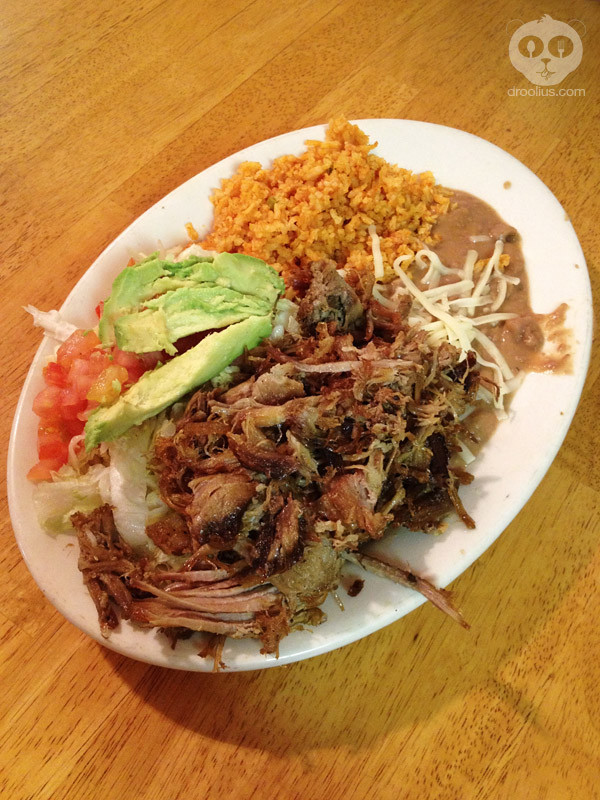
[84,314,272,451]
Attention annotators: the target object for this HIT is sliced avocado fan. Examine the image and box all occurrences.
[84,314,272,451]
[99,251,284,355]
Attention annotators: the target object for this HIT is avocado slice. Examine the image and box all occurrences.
[99,251,284,352]
[114,285,274,355]
[97,254,209,344]
[84,314,272,450]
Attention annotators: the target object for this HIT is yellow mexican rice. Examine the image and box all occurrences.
[201,117,451,282]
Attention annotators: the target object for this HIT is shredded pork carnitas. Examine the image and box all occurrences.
[71,261,480,657]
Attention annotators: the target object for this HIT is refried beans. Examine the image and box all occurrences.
[431,189,571,454]
[433,189,570,375]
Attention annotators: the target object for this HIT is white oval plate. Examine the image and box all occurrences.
[8,120,593,671]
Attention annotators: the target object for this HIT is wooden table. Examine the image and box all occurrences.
[1,1,598,798]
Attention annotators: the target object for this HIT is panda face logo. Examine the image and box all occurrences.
[509,15,583,86]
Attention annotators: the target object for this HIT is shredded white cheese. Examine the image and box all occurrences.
[422,280,475,300]
[462,250,478,282]
[368,225,385,280]
[372,283,396,309]
[390,241,521,411]
[417,249,462,288]
[392,261,474,356]
[469,239,503,316]
[469,235,491,243]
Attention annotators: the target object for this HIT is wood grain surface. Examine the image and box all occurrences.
[1,1,598,798]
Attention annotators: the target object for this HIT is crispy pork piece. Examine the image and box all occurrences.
[187,473,257,548]
[298,260,364,334]
[146,513,192,555]
[71,504,137,635]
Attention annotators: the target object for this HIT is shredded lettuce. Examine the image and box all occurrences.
[33,463,107,534]
[269,297,300,341]
[104,418,169,551]
[24,305,78,342]
[34,414,176,555]
[211,364,240,388]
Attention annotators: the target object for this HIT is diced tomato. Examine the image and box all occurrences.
[62,416,86,437]
[27,458,65,482]
[32,386,63,420]
[112,348,148,384]
[43,361,68,387]
[74,378,94,400]
[37,425,70,462]
[56,329,101,369]
[87,364,129,405]
[88,349,110,374]
[95,300,104,319]
[59,388,87,422]
[29,326,158,482]
[60,385,85,408]
[67,356,89,376]
[69,350,111,395]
